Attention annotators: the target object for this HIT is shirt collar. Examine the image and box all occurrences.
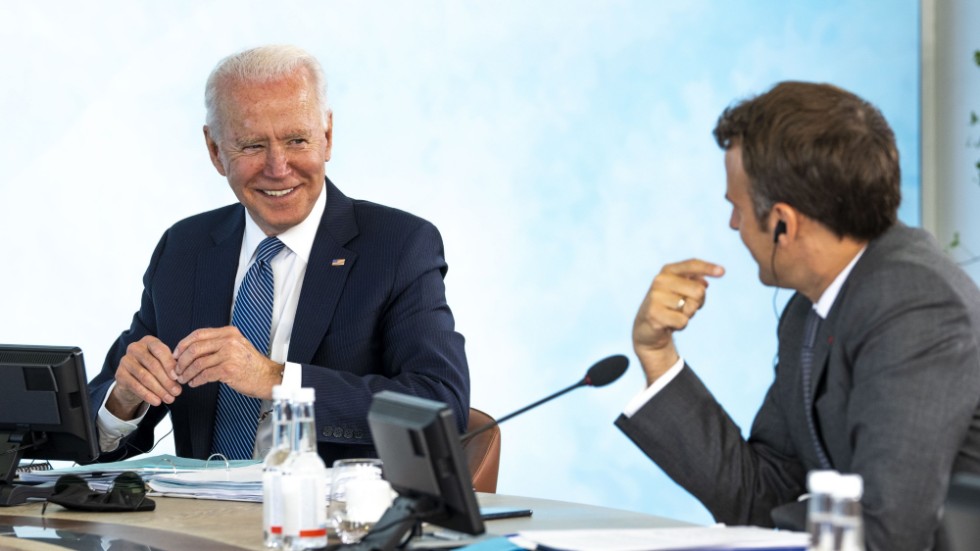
[812,246,866,318]
[241,181,327,263]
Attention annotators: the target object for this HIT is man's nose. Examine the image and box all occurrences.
[264,146,290,178]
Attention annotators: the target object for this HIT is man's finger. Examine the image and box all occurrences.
[116,358,171,407]
[662,258,726,280]
[655,272,710,306]
[122,339,182,401]
[177,346,227,384]
[174,326,241,359]
[143,338,179,380]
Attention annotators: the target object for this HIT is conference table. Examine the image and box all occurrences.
[0,493,689,550]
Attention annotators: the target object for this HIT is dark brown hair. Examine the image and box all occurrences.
[713,81,900,240]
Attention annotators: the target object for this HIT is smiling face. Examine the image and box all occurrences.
[204,67,332,236]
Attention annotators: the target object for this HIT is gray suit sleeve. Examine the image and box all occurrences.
[615,364,806,527]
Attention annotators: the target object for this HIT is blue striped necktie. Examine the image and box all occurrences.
[801,309,832,469]
[211,236,286,460]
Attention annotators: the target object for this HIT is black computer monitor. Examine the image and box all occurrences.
[0,344,99,506]
[349,391,484,550]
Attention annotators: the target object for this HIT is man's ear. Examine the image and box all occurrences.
[773,220,787,243]
[323,109,333,163]
[204,126,227,176]
[769,203,798,245]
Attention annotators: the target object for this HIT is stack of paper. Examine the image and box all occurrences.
[17,454,264,500]
[18,454,339,503]
[148,463,336,503]
[147,463,267,502]
[17,454,259,485]
[512,526,809,551]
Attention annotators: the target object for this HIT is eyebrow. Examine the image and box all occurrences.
[281,128,314,139]
[233,129,314,148]
[232,137,261,148]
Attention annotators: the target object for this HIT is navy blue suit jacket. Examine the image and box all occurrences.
[89,179,470,466]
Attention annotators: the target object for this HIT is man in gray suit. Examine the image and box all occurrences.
[616,81,980,550]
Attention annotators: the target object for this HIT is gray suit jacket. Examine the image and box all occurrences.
[617,224,980,551]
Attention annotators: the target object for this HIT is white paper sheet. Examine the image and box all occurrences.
[514,526,808,551]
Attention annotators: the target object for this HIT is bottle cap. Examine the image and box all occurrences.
[807,470,839,493]
[834,474,864,499]
[294,387,316,403]
[272,385,288,400]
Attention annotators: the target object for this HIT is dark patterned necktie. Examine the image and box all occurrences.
[211,236,285,460]
[801,309,832,469]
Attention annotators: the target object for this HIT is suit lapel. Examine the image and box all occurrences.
[806,287,848,467]
[807,320,832,407]
[193,210,243,329]
[288,178,359,364]
[187,206,244,458]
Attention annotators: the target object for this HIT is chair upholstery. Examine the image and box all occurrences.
[463,407,501,493]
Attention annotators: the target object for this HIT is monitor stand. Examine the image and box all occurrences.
[344,495,438,551]
[0,430,56,506]
[0,481,56,507]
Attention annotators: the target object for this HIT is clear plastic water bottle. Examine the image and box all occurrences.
[263,385,293,548]
[831,474,865,551]
[806,470,838,551]
[281,387,328,550]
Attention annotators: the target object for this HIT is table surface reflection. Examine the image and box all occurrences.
[0,492,686,550]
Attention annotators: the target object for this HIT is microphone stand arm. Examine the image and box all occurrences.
[460,380,585,443]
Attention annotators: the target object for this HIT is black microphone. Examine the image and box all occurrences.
[460,354,629,443]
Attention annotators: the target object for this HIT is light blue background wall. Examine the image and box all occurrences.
[0,1,919,524]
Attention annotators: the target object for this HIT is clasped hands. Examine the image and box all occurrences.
[107,326,283,420]
[633,258,725,385]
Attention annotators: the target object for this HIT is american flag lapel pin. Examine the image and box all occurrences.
[331,258,346,267]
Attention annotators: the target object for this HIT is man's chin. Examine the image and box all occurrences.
[758,271,780,288]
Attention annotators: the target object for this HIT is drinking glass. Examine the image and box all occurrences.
[327,458,393,544]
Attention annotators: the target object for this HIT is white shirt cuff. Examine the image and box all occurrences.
[282,361,303,389]
[96,382,149,452]
[622,356,685,418]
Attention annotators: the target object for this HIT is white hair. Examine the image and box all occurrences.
[204,44,329,139]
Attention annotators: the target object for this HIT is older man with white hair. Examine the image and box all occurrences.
[89,45,470,466]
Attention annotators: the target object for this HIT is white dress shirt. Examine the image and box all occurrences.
[97,183,327,458]
[623,247,866,418]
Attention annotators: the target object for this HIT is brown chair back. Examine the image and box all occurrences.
[463,407,501,493]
